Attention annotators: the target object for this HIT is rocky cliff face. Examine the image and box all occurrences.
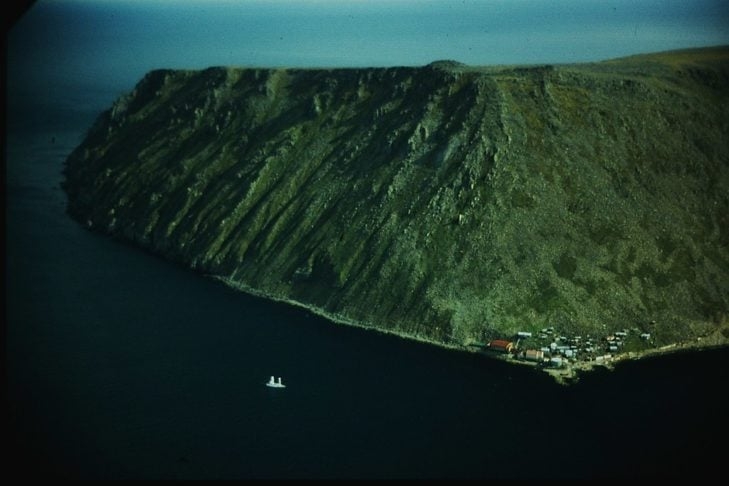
[63,47,729,348]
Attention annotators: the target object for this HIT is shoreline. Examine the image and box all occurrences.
[536,333,729,385]
[211,276,469,353]
[211,275,728,385]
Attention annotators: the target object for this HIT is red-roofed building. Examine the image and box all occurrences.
[488,340,515,353]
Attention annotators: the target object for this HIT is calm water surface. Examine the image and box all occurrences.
[6,90,729,479]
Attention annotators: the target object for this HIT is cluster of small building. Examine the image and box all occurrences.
[485,327,653,368]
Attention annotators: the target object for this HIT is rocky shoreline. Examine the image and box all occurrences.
[213,274,729,385]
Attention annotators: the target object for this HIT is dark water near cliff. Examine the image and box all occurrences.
[6,93,729,479]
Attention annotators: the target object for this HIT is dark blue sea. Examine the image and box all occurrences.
[6,87,729,480]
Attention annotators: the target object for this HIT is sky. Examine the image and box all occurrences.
[7,0,729,102]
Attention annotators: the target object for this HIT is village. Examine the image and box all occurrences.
[478,326,655,372]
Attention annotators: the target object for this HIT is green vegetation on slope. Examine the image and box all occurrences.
[63,47,729,349]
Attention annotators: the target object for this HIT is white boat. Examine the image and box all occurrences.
[266,376,286,388]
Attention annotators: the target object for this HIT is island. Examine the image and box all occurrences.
[62,46,729,383]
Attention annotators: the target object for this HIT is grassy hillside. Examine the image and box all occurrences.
[63,47,729,351]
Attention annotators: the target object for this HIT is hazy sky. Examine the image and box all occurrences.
[7,0,729,98]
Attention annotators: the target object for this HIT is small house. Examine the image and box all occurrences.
[524,349,544,362]
[517,331,533,338]
[488,340,515,353]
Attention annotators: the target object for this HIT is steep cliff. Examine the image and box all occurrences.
[63,47,729,351]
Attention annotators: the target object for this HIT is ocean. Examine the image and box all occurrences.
[6,84,729,480]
